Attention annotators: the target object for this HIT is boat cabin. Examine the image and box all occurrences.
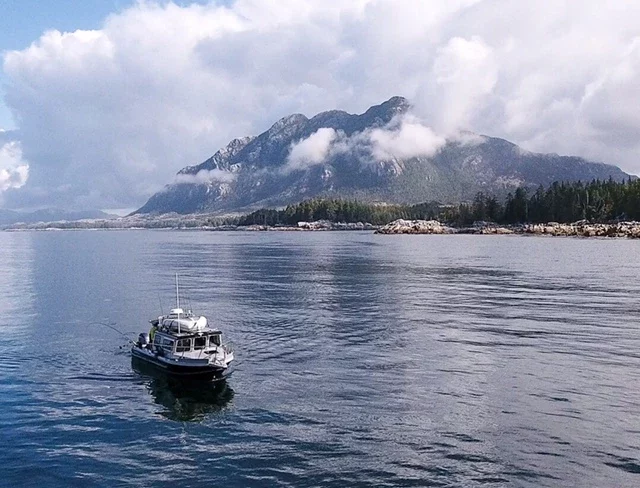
[152,330,223,355]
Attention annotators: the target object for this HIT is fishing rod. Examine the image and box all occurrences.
[89,321,137,345]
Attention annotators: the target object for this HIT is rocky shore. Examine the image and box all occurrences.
[375,219,640,238]
[5,214,640,238]
[521,221,640,238]
[3,216,378,231]
[239,220,378,231]
[374,219,455,235]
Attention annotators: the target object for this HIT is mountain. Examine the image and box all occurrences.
[135,97,632,214]
[0,208,116,226]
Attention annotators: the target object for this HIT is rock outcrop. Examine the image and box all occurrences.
[375,219,454,234]
[522,221,640,238]
[376,219,640,238]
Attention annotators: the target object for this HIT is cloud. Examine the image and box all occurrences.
[368,115,446,160]
[173,168,236,185]
[2,0,640,209]
[285,127,337,172]
[579,38,640,147]
[284,114,447,171]
[0,132,29,195]
[421,36,498,134]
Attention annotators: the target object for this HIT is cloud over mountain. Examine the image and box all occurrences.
[286,114,447,173]
[286,128,338,172]
[134,97,631,215]
[368,115,446,161]
[173,168,237,186]
[2,0,640,209]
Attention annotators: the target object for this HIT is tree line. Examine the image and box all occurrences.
[448,178,640,225]
[236,199,441,226]
[232,178,640,227]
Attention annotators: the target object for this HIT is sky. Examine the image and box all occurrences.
[1,0,640,211]
[0,1,129,127]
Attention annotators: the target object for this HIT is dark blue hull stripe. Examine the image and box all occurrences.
[131,347,228,378]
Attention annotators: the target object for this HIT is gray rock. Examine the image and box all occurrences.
[376,219,454,234]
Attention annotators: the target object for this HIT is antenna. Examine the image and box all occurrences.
[176,272,180,310]
[176,273,181,335]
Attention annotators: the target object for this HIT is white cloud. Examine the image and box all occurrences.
[369,115,446,161]
[2,0,640,209]
[423,36,498,134]
[285,127,337,171]
[285,114,447,170]
[579,38,640,147]
[0,135,29,194]
[174,168,236,185]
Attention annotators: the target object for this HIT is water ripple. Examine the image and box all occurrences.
[1,232,639,486]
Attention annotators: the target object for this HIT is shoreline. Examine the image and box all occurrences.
[374,219,640,238]
[3,217,640,238]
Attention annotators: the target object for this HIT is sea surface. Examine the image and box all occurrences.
[1,230,640,487]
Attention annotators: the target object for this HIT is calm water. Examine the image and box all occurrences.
[1,230,640,487]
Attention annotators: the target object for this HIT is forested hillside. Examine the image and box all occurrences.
[236,179,640,226]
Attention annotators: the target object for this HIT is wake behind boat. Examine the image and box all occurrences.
[131,276,234,381]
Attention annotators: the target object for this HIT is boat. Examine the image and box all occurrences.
[131,275,234,381]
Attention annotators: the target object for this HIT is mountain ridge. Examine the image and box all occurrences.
[135,97,632,215]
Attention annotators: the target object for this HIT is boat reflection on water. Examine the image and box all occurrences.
[132,356,234,422]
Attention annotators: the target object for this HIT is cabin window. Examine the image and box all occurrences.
[161,337,174,353]
[194,337,207,350]
[176,338,191,352]
[210,334,221,346]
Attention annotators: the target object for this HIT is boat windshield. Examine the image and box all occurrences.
[209,334,221,346]
[194,336,207,350]
[161,337,174,353]
[176,338,191,352]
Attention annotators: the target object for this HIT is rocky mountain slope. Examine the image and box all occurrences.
[135,97,631,214]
